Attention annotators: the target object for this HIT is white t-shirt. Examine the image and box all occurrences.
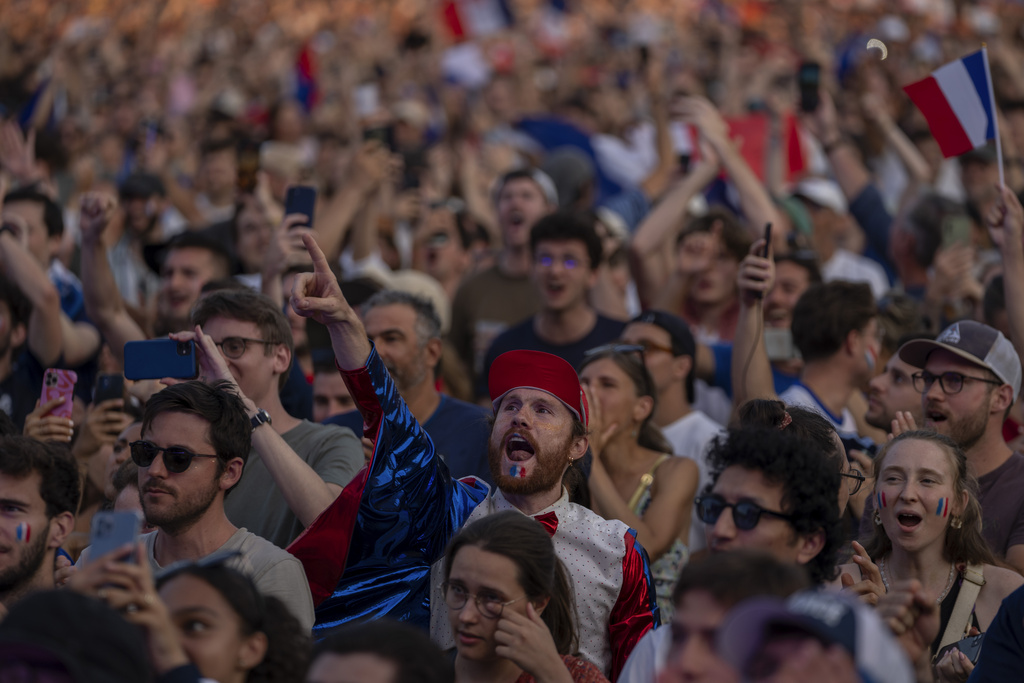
[661,410,724,553]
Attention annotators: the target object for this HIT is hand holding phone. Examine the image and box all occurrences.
[41,368,77,419]
[752,223,773,300]
[798,62,821,113]
[124,339,198,381]
[86,510,143,564]
[284,185,317,230]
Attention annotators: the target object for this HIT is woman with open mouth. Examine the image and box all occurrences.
[861,430,1023,681]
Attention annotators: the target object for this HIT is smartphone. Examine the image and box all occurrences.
[937,633,985,664]
[764,328,799,361]
[86,510,143,564]
[123,339,198,381]
[93,373,125,404]
[284,185,317,230]
[41,368,78,419]
[941,214,971,249]
[798,62,821,113]
[752,223,773,300]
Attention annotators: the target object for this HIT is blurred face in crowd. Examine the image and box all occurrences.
[201,148,238,198]
[764,261,813,330]
[446,544,542,663]
[204,316,288,404]
[621,322,686,397]
[489,388,586,496]
[158,247,226,326]
[874,437,965,556]
[679,233,738,308]
[139,412,234,534]
[364,303,438,393]
[532,239,596,314]
[497,178,550,250]
[312,370,356,423]
[865,355,923,431]
[234,196,273,275]
[658,590,739,683]
[102,422,143,501]
[2,200,56,267]
[306,652,397,683]
[414,207,470,286]
[122,195,161,238]
[921,350,1006,451]
[705,467,820,567]
[159,573,268,683]
[580,356,650,445]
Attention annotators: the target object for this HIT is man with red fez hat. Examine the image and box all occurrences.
[288,235,657,680]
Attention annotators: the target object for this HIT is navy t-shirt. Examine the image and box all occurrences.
[327,393,493,485]
[968,584,1024,683]
[478,314,626,399]
[0,350,46,431]
[280,359,313,421]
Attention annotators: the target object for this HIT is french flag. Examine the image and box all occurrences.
[903,50,996,158]
[442,0,514,42]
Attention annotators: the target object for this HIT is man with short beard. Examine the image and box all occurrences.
[899,320,1024,572]
[289,235,658,681]
[0,436,78,616]
[77,381,314,631]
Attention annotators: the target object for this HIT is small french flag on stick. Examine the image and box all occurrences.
[903,49,1003,183]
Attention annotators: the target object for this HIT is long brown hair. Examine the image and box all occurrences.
[443,511,579,655]
[579,349,672,454]
[862,430,995,567]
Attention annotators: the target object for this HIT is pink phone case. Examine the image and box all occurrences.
[41,368,77,419]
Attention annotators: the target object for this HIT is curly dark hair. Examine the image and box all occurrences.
[312,619,452,683]
[706,427,843,585]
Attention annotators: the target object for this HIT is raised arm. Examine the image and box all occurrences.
[79,193,146,364]
[988,185,1024,370]
[0,215,62,368]
[731,239,778,407]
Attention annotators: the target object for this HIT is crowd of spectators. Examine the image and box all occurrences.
[8,0,1024,681]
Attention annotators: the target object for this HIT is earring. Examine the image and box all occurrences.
[951,516,963,529]
[874,509,882,526]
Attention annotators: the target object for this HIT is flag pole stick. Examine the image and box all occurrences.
[982,45,1005,187]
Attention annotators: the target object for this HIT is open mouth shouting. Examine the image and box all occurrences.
[895,510,923,533]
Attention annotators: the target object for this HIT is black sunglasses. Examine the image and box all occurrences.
[695,494,795,531]
[130,440,219,474]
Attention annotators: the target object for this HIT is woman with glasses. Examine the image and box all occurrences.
[70,546,310,683]
[443,510,609,683]
[579,345,699,621]
[862,431,1024,681]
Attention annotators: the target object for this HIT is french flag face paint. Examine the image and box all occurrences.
[509,464,529,478]
[876,491,887,509]
[936,497,950,518]
[15,522,30,543]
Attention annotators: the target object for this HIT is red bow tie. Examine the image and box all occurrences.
[533,511,558,537]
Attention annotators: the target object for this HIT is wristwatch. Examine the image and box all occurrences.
[250,408,272,431]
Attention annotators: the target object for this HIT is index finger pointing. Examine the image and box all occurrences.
[301,232,331,272]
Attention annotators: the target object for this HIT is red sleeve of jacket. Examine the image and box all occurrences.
[607,529,659,682]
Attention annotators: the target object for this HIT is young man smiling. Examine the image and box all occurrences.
[288,233,657,681]
[478,211,625,398]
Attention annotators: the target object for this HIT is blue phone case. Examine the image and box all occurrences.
[87,510,143,563]
[284,185,317,229]
[123,339,198,380]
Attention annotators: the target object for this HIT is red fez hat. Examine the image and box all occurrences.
[489,350,589,426]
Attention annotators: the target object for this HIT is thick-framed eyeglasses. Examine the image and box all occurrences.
[442,582,525,619]
[130,440,219,474]
[911,370,1002,395]
[695,494,795,531]
[841,470,865,495]
[214,336,273,359]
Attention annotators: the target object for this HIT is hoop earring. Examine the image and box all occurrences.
[951,516,963,529]
[874,509,882,526]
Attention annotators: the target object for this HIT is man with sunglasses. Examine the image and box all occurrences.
[697,426,843,586]
[898,320,1024,573]
[79,380,315,631]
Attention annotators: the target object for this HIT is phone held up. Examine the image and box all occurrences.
[798,61,821,113]
[87,510,144,564]
[284,185,317,230]
[123,339,198,381]
[40,368,77,419]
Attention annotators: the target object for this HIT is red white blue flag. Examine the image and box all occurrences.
[903,50,996,159]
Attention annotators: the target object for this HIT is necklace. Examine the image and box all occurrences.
[879,556,958,604]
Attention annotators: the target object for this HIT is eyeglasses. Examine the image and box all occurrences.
[214,337,273,359]
[841,470,865,495]
[536,254,582,270]
[442,582,525,619]
[130,440,219,474]
[584,343,645,359]
[695,494,795,530]
[911,370,1002,395]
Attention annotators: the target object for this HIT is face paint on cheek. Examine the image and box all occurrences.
[15,522,30,543]
[877,492,886,509]
[936,497,949,518]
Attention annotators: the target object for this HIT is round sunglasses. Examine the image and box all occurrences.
[130,440,219,474]
[695,494,795,531]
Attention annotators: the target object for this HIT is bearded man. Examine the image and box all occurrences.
[289,234,657,681]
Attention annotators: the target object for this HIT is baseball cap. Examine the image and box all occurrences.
[489,350,589,426]
[0,589,152,683]
[899,320,1022,396]
[794,177,848,215]
[717,590,913,683]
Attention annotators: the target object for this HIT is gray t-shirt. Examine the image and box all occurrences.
[142,527,314,632]
[224,420,362,548]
